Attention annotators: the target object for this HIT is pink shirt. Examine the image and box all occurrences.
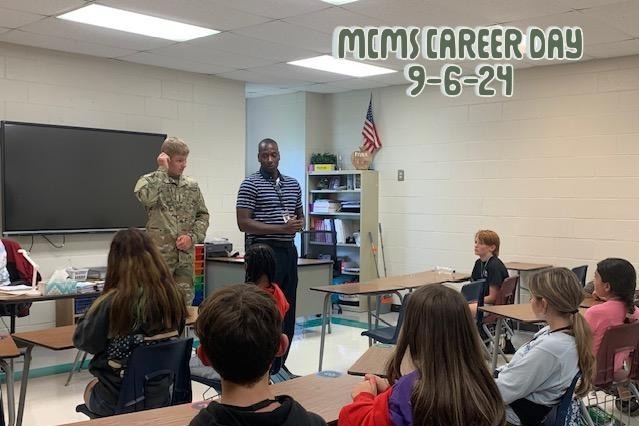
[585,299,639,371]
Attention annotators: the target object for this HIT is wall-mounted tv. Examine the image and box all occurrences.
[1,121,165,235]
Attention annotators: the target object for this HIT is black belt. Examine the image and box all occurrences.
[255,239,294,248]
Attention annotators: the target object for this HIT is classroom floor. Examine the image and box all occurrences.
[3,311,639,426]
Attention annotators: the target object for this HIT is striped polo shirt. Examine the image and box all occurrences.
[236,169,303,243]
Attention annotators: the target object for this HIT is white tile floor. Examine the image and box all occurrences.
[2,312,638,426]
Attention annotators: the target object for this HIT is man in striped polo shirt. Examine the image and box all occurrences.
[236,138,304,376]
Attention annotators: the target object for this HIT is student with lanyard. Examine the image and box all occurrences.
[494,268,595,426]
[469,230,510,316]
[236,138,304,378]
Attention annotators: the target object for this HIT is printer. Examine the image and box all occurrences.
[205,238,233,259]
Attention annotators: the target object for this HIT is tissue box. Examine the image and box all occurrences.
[44,279,77,296]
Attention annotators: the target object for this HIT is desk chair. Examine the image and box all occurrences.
[583,320,639,422]
[361,293,411,345]
[77,337,193,418]
[543,373,592,426]
[571,265,588,288]
[482,276,519,359]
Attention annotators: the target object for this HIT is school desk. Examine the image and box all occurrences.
[53,372,361,426]
[12,326,76,426]
[479,304,587,371]
[311,270,469,371]
[347,344,414,378]
[0,335,21,426]
[0,290,101,334]
[504,262,553,305]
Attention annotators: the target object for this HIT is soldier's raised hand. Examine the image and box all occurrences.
[157,152,170,169]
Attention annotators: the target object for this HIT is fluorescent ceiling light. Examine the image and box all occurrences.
[320,0,360,4]
[58,4,219,42]
[288,55,396,77]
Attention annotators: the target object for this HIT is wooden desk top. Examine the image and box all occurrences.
[54,372,360,426]
[12,325,75,350]
[0,335,20,358]
[348,345,414,378]
[209,257,333,267]
[505,262,553,271]
[0,290,101,304]
[311,270,470,295]
[9,308,197,352]
[480,304,587,322]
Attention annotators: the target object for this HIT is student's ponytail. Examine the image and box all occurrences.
[571,311,595,396]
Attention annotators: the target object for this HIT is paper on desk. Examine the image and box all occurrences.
[0,286,40,296]
[0,284,34,291]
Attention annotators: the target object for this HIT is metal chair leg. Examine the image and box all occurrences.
[65,350,85,386]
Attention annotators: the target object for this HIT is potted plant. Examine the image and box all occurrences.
[310,152,337,171]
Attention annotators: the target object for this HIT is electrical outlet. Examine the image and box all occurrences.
[397,169,405,181]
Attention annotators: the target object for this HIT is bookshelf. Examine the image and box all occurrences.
[306,170,379,310]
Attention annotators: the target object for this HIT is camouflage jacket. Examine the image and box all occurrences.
[134,168,209,259]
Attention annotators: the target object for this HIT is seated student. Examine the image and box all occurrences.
[584,258,639,414]
[73,228,187,417]
[495,268,595,426]
[339,285,505,426]
[244,243,290,319]
[189,244,291,380]
[469,229,510,316]
[190,285,326,426]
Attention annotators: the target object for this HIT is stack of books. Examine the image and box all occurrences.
[313,199,341,213]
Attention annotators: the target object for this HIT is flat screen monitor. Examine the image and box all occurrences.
[1,121,165,235]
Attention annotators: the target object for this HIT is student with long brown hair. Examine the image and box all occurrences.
[339,285,505,426]
[495,268,595,426]
[73,228,187,417]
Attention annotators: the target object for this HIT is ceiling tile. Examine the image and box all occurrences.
[118,52,236,74]
[586,38,639,58]
[0,0,84,15]
[557,0,628,8]
[304,83,349,93]
[249,62,354,83]
[580,0,639,37]
[285,6,384,34]
[0,8,45,28]
[331,78,391,90]
[17,17,175,51]
[342,0,491,27]
[100,0,270,31]
[215,0,329,20]
[217,69,313,85]
[149,43,276,68]
[188,32,322,62]
[234,21,332,53]
[447,0,573,23]
[504,10,633,45]
[0,29,137,58]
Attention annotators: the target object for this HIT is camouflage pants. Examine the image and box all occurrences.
[166,256,194,307]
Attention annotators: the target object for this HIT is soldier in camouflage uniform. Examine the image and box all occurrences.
[134,137,209,306]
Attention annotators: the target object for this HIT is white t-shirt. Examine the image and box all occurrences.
[0,241,12,285]
[496,325,579,425]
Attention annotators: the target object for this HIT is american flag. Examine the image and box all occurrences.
[362,96,382,153]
